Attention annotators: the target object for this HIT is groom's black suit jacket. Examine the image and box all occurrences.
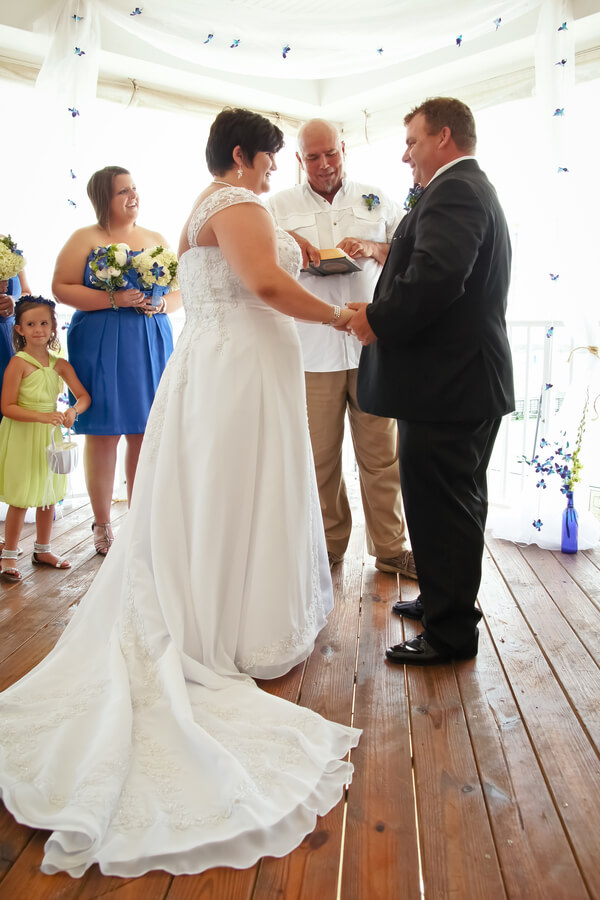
[357,159,514,422]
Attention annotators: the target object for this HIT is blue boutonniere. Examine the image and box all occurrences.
[362,193,380,211]
[404,184,424,212]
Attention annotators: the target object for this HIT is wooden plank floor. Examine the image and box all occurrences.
[1,483,599,899]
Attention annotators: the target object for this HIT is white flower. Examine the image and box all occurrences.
[113,246,129,267]
[94,268,110,281]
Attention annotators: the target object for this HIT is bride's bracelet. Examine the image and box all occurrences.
[325,305,341,326]
[109,289,119,311]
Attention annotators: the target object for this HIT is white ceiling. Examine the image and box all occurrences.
[1,0,599,135]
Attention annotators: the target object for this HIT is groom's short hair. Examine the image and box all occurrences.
[405,98,477,154]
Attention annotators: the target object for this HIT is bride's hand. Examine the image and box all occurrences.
[331,307,355,331]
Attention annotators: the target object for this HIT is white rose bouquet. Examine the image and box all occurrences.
[0,235,26,281]
[130,245,178,306]
[88,243,133,291]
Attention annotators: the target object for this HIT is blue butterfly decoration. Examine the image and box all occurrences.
[558,22,567,31]
[556,58,567,66]
[545,383,553,391]
[546,326,554,337]
[71,14,83,22]
[456,34,463,47]
[493,18,501,30]
[549,273,559,281]
[70,169,76,179]
[532,519,543,531]
[74,47,85,56]
[68,107,80,117]
[204,33,214,43]
[377,48,384,55]
[67,199,77,207]
[230,38,240,48]
[130,7,143,16]
[282,45,291,59]
[553,108,565,117]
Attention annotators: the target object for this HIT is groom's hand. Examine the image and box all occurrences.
[347,302,376,345]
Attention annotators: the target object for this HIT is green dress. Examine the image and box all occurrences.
[0,351,67,509]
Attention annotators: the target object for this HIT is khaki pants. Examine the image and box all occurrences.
[305,369,409,559]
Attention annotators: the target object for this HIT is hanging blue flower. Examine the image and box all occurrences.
[130,8,143,16]
[204,33,214,43]
[537,479,547,489]
[546,326,554,337]
[282,44,291,58]
[70,169,76,179]
[71,14,83,22]
[67,199,77,207]
[549,273,559,281]
[557,166,569,173]
[540,438,550,448]
[533,519,543,531]
[556,58,567,66]
[545,383,553,391]
[377,48,384,55]
[455,35,463,47]
[493,18,501,30]
[68,107,80,117]
[230,39,240,48]
[558,22,568,31]
[553,108,565,117]
[74,47,85,56]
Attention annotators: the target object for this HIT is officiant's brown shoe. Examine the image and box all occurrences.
[375,550,417,580]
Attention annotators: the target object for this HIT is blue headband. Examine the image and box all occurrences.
[14,295,56,313]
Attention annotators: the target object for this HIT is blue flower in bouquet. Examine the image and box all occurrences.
[0,235,27,281]
[88,243,133,291]
[131,246,178,294]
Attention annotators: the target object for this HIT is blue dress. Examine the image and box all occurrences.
[0,276,20,405]
[67,249,174,435]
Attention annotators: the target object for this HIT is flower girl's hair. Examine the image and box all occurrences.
[13,295,61,353]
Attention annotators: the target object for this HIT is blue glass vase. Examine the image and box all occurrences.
[561,490,578,554]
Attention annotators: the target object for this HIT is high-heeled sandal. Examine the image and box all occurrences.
[92,522,113,556]
[31,541,71,569]
[1,548,22,582]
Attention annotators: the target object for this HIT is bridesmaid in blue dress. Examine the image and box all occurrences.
[0,270,32,400]
[52,166,181,555]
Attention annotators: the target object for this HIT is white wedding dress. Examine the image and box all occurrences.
[0,187,360,878]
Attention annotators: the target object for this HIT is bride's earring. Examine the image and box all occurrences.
[237,167,243,179]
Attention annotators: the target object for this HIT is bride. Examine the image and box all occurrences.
[0,107,359,877]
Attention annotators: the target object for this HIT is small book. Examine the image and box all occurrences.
[302,248,361,277]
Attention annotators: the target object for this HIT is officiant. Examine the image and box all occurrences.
[269,119,414,578]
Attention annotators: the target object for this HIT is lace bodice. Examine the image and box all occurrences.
[179,186,301,322]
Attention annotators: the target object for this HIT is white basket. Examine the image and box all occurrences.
[46,428,79,475]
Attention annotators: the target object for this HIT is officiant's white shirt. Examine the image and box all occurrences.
[268,180,401,372]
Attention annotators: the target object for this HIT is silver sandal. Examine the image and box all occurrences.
[31,541,71,570]
[91,522,113,556]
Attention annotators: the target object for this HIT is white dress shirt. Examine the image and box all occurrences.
[268,180,401,372]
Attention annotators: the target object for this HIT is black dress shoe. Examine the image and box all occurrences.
[385,633,477,666]
[391,597,423,620]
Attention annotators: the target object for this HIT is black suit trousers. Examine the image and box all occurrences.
[396,417,501,656]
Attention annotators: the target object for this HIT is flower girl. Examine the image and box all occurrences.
[0,296,90,582]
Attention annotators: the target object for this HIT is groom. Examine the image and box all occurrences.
[349,97,514,665]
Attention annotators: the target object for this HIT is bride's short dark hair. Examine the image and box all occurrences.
[206,108,284,176]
